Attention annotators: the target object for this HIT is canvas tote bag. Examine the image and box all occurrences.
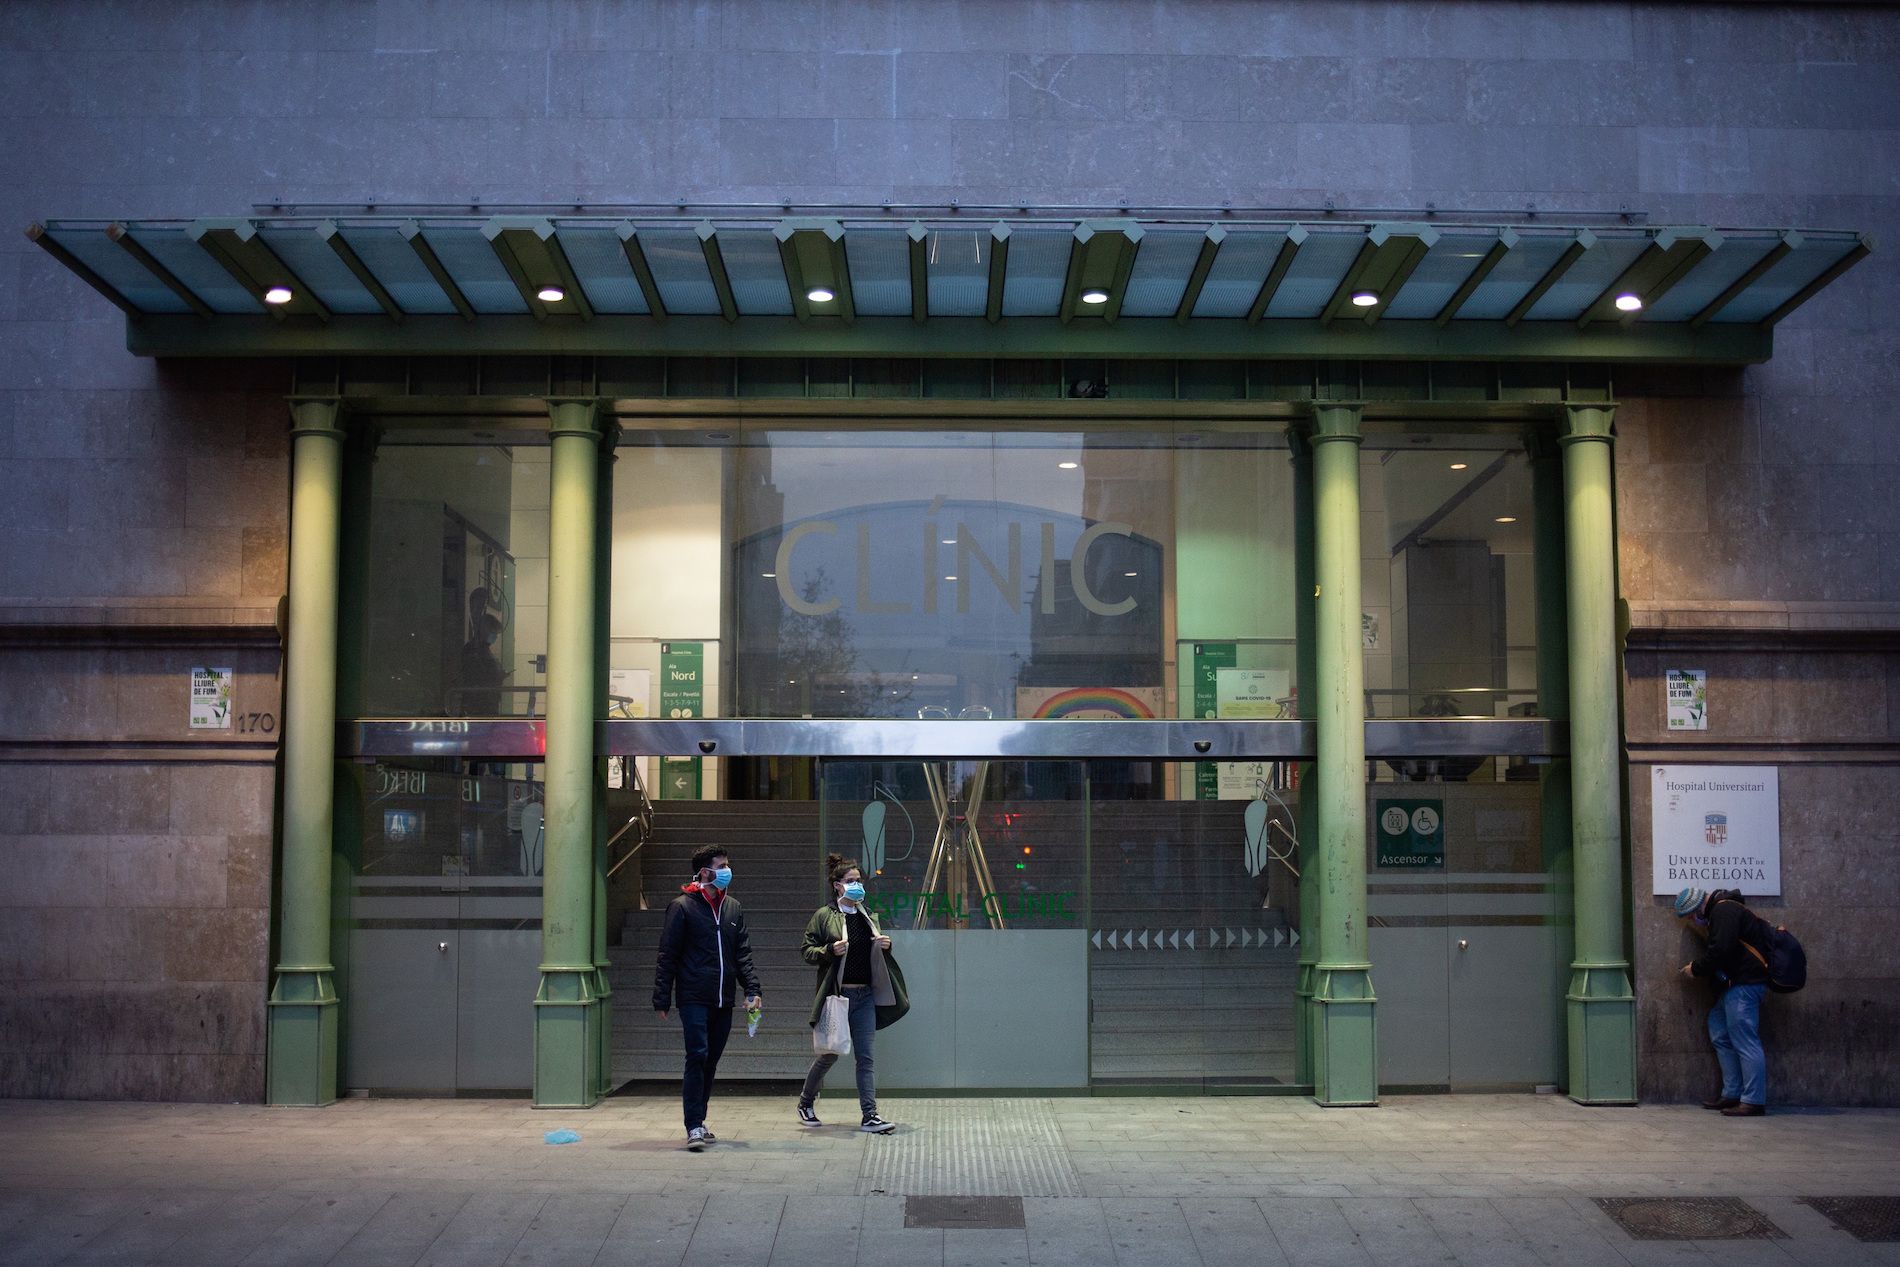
[813,926,853,1056]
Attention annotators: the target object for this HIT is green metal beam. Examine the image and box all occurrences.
[1759,235,1873,327]
[484,217,593,321]
[1575,229,1714,330]
[697,221,739,323]
[1435,229,1517,327]
[985,222,1010,324]
[319,222,403,322]
[1361,227,1437,327]
[1690,232,1794,329]
[615,222,668,321]
[123,311,1774,364]
[1101,224,1142,325]
[190,219,330,323]
[25,223,142,317]
[402,222,475,322]
[1507,231,1595,327]
[907,223,928,323]
[1060,221,1142,324]
[107,223,213,318]
[1319,239,1379,327]
[1174,225,1226,324]
[1248,227,1307,324]
[775,218,854,325]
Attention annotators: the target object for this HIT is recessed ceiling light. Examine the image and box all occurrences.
[1080,288,1109,304]
[1350,291,1379,307]
[1614,293,1643,312]
[263,286,293,304]
[761,571,776,578]
[1124,571,1138,577]
[1058,461,1079,469]
[941,538,956,545]
[1450,462,1468,471]
[536,285,565,303]
[944,575,958,581]
[1495,516,1517,524]
[807,286,835,303]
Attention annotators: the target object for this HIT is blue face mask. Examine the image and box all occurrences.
[841,881,866,903]
[712,866,732,890]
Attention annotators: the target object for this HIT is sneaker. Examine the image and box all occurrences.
[686,1126,710,1151]
[797,1104,822,1128]
[860,1114,896,1134]
[1702,1096,1741,1110]
[700,1127,717,1143]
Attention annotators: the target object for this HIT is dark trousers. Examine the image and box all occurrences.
[678,1003,733,1130]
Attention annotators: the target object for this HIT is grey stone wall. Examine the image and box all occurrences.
[2,1,1898,1101]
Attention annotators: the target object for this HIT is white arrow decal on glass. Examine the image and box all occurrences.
[1290,928,1300,947]
[1170,930,1181,949]
[1091,931,1102,949]
[1186,930,1196,950]
[1274,928,1286,948]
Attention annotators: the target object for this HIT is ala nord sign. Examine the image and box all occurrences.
[1651,765,1781,896]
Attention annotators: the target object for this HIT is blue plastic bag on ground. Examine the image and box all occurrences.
[544,1128,581,1145]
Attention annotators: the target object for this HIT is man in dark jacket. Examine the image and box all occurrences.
[1675,886,1769,1116]
[654,846,761,1150]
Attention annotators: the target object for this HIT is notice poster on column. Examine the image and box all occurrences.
[189,667,233,729]
[1665,668,1708,731]
[1650,765,1780,896]
[1216,667,1290,800]
[660,644,702,800]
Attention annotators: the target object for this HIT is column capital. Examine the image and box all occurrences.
[1560,401,1617,445]
[1308,400,1364,443]
[547,397,606,440]
[286,395,346,440]
[1524,423,1564,464]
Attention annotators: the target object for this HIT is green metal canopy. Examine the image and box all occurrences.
[26,211,1870,364]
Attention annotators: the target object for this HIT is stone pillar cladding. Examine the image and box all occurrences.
[534,399,605,1109]
[1288,426,1321,1090]
[1617,387,1900,1109]
[1308,403,1377,1107]
[267,398,347,1106]
[1560,404,1637,1105]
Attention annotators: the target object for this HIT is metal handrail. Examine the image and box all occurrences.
[605,756,654,883]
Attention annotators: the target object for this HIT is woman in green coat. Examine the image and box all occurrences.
[797,853,910,1132]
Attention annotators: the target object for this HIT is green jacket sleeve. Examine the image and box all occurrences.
[801,908,835,967]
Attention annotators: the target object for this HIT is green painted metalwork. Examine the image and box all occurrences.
[1308,402,1377,1108]
[984,223,1010,324]
[107,223,213,317]
[696,222,739,324]
[615,223,668,320]
[267,397,347,1107]
[1529,425,1577,1096]
[1288,426,1320,1090]
[120,313,1774,362]
[535,398,605,1109]
[402,222,475,322]
[590,426,617,1100]
[1559,403,1637,1106]
[485,217,593,321]
[1174,225,1226,323]
[1507,232,1594,327]
[1248,227,1307,324]
[24,223,141,317]
[1435,230,1517,327]
[319,222,404,321]
[907,223,929,323]
[191,218,330,322]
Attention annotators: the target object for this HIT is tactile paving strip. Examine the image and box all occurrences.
[1798,1196,1900,1242]
[858,1098,1083,1197]
[1595,1197,1787,1241]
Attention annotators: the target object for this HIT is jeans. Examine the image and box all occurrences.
[1709,983,1767,1107]
[800,985,878,1119]
[678,1003,733,1130]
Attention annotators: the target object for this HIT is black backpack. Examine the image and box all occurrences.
[1721,899,1807,993]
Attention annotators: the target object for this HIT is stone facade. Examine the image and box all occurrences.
[3,1,1898,1102]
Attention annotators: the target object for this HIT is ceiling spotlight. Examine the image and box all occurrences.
[761,572,776,578]
[944,575,958,582]
[1080,288,1109,304]
[1124,571,1139,578]
[1495,516,1518,524]
[1058,461,1079,470]
[1350,291,1379,307]
[942,538,957,545]
[1450,462,1468,471]
[263,286,293,305]
[1614,293,1643,312]
[536,285,566,303]
[807,286,835,303]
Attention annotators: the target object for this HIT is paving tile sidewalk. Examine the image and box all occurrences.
[1,1094,1896,1265]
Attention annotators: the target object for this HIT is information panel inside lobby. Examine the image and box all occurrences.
[1650,766,1780,897]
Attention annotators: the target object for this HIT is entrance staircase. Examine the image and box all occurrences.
[608,796,1301,1089]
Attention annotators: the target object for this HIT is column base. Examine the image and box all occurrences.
[590,964,614,1101]
[533,965,601,1109]
[1566,962,1636,1105]
[1311,964,1378,1107]
[266,965,339,1107]
[1294,962,1316,1088]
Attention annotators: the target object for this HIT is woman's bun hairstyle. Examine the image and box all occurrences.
[827,853,859,885]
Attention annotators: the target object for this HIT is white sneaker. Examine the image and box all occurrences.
[686,1126,710,1151]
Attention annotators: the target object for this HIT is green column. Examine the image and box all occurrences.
[1529,427,1577,1092]
[1288,426,1320,1089]
[267,397,347,1107]
[534,399,604,1109]
[590,426,618,1101]
[1559,403,1637,1105]
[1308,403,1376,1107]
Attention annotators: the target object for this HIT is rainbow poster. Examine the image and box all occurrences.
[1015,686,1161,720]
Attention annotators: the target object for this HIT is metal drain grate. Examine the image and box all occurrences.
[857,1098,1083,1197]
[905,1196,1027,1229]
[1595,1198,1787,1241]
[1799,1196,1900,1242]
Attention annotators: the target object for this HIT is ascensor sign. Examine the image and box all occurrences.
[1650,765,1780,896]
